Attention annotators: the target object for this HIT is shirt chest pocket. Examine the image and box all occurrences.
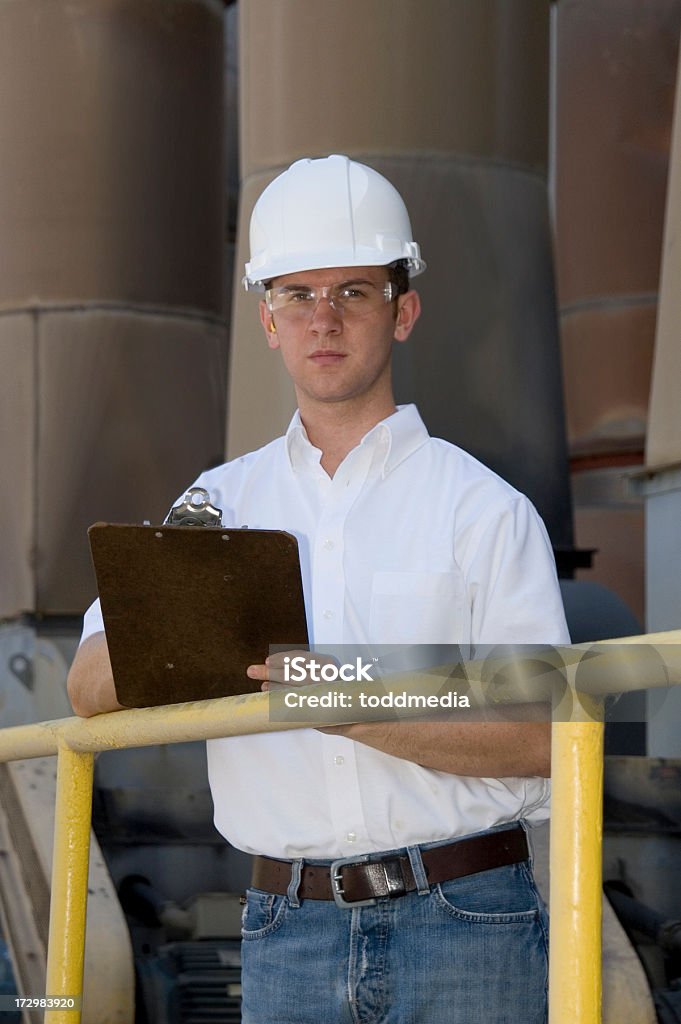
[369,570,466,645]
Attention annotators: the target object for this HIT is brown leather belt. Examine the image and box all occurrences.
[251,826,528,908]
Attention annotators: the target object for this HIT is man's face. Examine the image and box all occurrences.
[259,265,420,412]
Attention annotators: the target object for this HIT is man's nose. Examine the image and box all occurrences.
[308,292,342,331]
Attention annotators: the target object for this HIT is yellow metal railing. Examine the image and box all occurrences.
[1,630,681,1024]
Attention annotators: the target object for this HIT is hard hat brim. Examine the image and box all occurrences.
[243,251,426,292]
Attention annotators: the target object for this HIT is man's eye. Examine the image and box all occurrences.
[337,287,367,301]
[285,290,314,304]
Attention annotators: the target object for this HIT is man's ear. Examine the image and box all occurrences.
[259,299,280,349]
[393,290,421,343]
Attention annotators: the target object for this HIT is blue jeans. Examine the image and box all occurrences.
[240,826,549,1024]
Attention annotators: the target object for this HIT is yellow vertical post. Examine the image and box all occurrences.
[549,692,605,1024]
[44,743,95,1024]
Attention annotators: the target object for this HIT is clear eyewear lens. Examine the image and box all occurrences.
[266,281,397,320]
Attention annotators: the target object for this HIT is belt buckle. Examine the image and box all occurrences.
[330,855,378,909]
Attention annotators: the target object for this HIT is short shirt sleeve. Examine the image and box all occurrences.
[466,496,570,646]
[79,597,105,644]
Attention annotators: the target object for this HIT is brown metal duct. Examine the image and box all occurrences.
[647,39,681,471]
[634,40,681,753]
[553,0,681,621]
[0,0,227,616]
[230,0,573,554]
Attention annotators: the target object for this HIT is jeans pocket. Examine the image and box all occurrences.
[432,862,541,924]
[241,888,289,940]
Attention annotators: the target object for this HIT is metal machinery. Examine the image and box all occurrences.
[1,1,680,1021]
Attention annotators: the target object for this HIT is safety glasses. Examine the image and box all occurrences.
[265,279,398,321]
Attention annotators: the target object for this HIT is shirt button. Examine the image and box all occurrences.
[346,832,357,843]
[323,609,333,620]
[333,756,344,766]
[322,538,334,550]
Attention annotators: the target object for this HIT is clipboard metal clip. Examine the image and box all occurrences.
[163,487,223,528]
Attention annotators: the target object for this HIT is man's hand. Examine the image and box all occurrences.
[246,652,551,777]
[246,650,339,691]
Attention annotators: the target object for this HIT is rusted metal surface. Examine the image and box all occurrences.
[647,24,681,470]
[553,0,681,616]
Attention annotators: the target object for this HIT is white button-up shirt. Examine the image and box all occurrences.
[82,405,570,859]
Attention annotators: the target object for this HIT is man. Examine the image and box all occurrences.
[69,154,570,1023]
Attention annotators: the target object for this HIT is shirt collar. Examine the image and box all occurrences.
[285,412,321,473]
[284,404,430,477]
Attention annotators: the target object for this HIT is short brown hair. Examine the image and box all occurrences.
[388,260,410,296]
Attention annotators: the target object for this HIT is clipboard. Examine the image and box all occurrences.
[88,522,309,708]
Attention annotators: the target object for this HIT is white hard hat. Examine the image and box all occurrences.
[243,154,426,290]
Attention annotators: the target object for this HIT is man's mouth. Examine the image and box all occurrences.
[309,350,346,364]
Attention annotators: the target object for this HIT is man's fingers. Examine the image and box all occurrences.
[246,661,293,686]
[247,651,339,688]
[246,663,268,680]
